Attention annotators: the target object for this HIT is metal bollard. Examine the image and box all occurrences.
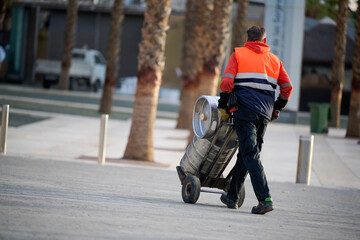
[98,114,108,165]
[1,104,9,154]
[296,135,314,185]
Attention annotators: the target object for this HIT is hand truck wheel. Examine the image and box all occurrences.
[181,175,201,204]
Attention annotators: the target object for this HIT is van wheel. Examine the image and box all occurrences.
[70,78,78,91]
[93,80,101,92]
[42,81,51,89]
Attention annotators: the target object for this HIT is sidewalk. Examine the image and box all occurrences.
[0,84,179,120]
[4,107,360,189]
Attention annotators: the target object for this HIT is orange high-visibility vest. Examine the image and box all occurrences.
[234,47,281,93]
[232,47,283,120]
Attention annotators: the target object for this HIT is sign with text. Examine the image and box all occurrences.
[264,0,305,112]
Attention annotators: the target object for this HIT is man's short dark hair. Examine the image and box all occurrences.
[247,26,266,42]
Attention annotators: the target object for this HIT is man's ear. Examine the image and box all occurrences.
[263,38,267,44]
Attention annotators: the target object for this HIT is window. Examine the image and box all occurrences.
[72,53,85,60]
[95,54,106,65]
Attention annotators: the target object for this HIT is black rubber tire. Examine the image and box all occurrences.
[237,185,246,208]
[181,175,201,204]
[42,80,51,89]
[93,80,101,92]
[69,78,78,91]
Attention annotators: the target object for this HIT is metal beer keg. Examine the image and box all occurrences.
[177,95,245,205]
[193,95,220,139]
[180,95,238,178]
[192,95,233,140]
[180,135,237,178]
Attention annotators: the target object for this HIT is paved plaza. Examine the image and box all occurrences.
[1,156,359,240]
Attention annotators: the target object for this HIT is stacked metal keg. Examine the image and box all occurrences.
[180,95,238,180]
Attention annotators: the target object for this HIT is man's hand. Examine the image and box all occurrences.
[218,92,230,109]
[271,110,280,122]
[219,108,230,121]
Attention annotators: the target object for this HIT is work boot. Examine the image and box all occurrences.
[220,193,238,209]
[251,198,274,214]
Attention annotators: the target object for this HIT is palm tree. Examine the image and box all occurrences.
[176,0,210,130]
[58,0,79,90]
[99,0,125,114]
[306,0,338,21]
[0,0,7,30]
[123,0,172,162]
[198,0,233,96]
[329,0,349,128]
[0,0,11,31]
[232,0,248,49]
[346,0,360,138]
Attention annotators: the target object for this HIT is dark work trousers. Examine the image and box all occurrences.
[227,105,271,202]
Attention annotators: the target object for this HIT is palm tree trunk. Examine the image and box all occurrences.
[232,0,248,49]
[0,0,6,30]
[0,0,11,31]
[99,0,125,114]
[177,76,200,130]
[199,0,233,96]
[123,0,172,162]
[176,0,211,130]
[177,0,196,130]
[184,0,232,144]
[124,71,161,161]
[330,0,349,128]
[58,0,78,90]
[346,1,360,138]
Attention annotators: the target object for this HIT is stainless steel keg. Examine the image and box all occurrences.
[192,95,234,140]
[180,135,237,178]
[177,95,245,205]
[193,95,220,139]
[180,95,238,179]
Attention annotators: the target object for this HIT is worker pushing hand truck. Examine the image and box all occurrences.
[176,95,245,208]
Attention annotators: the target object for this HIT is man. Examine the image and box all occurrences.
[218,26,293,214]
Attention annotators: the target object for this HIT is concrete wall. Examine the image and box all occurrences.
[264,0,306,113]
